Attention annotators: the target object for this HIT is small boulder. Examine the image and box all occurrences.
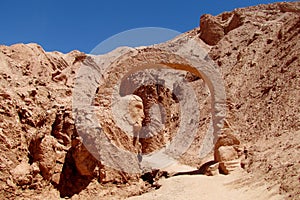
[215,146,238,162]
[205,163,220,176]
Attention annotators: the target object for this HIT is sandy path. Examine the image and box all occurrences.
[127,172,285,200]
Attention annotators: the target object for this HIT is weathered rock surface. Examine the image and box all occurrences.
[0,1,299,199]
[215,146,239,162]
[212,130,243,174]
[199,14,225,45]
[207,2,300,198]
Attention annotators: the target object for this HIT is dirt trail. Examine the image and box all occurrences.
[127,171,285,200]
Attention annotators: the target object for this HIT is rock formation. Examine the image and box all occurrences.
[0,1,299,199]
[213,129,244,174]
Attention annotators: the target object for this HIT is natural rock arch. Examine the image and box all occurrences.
[109,47,226,144]
[73,46,226,173]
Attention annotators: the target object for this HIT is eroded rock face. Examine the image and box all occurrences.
[72,139,98,176]
[0,43,87,199]
[199,10,244,45]
[0,1,299,199]
[133,84,180,154]
[207,1,299,197]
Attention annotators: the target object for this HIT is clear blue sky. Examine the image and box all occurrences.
[0,0,288,53]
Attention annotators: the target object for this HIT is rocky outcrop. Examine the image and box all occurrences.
[0,43,88,198]
[205,1,300,198]
[199,14,225,45]
[199,10,244,45]
[185,2,299,198]
[0,1,299,199]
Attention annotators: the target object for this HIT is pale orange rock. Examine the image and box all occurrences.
[0,1,299,199]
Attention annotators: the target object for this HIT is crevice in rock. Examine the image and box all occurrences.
[56,147,94,198]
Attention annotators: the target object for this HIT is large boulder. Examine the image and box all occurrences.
[199,14,225,45]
